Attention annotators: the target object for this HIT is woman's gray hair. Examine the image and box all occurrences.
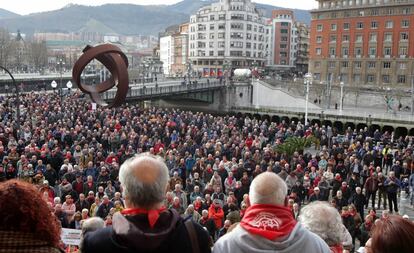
[298,201,343,246]
[119,153,169,209]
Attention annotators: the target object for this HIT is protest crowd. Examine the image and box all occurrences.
[0,91,414,253]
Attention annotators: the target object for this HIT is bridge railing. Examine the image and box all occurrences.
[103,81,223,100]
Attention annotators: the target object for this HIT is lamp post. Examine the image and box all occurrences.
[340,81,344,114]
[66,80,73,96]
[51,80,57,94]
[304,73,313,126]
[411,75,414,116]
[0,66,20,132]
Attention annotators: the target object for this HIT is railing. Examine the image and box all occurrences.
[103,81,224,100]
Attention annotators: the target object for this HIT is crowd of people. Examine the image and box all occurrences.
[0,91,414,253]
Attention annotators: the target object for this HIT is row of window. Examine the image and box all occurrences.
[189,32,265,41]
[190,41,264,49]
[314,61,409,70]
[315,7,412,19]
[313,73,408,84]
[317,32,409,43]
[315,46,409,57]
[189,50,263,58]
[316,20,410,31]
[191,23,264,32]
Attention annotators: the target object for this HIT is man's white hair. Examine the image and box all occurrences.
[249,172,287,205]
[298,201,343,246]
[119,153,169,209]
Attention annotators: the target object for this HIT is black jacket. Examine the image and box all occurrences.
[83,209,211,253]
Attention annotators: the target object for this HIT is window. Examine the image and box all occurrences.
[356,34,363,42]
[281,22,289,26]
[355,47,362,57]
[218,14,225,20]
[342,47,349,56]
[371,21,378,29]
[370,33,377,42]
[218,32,225,39]
[398,75,406,84]
[400,32,409,40]
[330,35,337,42]
[218,24,225,30]
[329,61,336,68]
[384,33,392,42]
[281,29,288,34]
[342,35,349,42]
[367,75,375,83]
[354,74,361,82]
[341,61,349,68]
[399,47,408,56]
[218,51,225,56]
[371,9,379,16]
[369,47,376,56]
[231,23,243,30]
[280,44,287,49]
[210,15,215,21]
[209,33,214,39]
[402,8,410,15]
[343,23,350,30]
[210,24,215,30]
[354,61,362,69]
[316,48,322,55]
[209,42,214,48]
[230,51,243,56]
[218,41,225,48]
[385,21,393,28]
[314,61,321,68]
[383,47,392,56]
[317,24,323,31]
[316,36,322,43]
[247,24,252,31]
[281,36,288,42]
[246,42,251,49]
[356,22,364,29]
[209,51,214,56]
[331,24,337,31]
[401,20,409,28]
[230,41,243,48]
[382,75,390,83]
[368,62,376,68]
[383,62,391,69]
[399,62,407,69]
[329,47,336,56]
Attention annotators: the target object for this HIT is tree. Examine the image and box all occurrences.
[0,28,15,68]
[28,41,47,72]
[274,136,317,158]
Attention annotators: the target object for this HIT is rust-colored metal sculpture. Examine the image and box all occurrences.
[72,44,129,107]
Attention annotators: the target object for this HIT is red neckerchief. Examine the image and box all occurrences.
[121,207,167,228]
[330,244,343,253]
[240,204,297,240]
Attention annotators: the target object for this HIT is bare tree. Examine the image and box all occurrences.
[28,40,47,72]
[0,28,15,68]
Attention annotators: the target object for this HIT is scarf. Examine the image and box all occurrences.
[121,207,167,228]
[0,231,63,253]
[240,204,297,240]
[227,176,234,186]
[330,244,343,253]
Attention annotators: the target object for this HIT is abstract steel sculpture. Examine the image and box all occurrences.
[72,44,129,107]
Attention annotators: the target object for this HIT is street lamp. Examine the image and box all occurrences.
[304,73,313,126]
[66,80,73,95]
[0,66,20,132]
[51,80,57,93]
[340,81,344,114]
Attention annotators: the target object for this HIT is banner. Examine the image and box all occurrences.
[210,68,216,77]
[217,68,223,77]
[61,228,82,246]
[203,68,209,77]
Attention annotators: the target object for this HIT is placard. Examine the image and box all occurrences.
[61,228,82,246]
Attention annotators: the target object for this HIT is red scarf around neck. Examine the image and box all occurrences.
[240,204,297,240]
[121,207,167,228]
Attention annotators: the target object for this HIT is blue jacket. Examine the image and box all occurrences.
[384,177,401,193]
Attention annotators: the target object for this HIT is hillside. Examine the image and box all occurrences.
[0,0,311,36]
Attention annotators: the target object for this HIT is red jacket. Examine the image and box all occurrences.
[208,204,224,228]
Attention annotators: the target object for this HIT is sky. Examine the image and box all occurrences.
[1,0,318,15]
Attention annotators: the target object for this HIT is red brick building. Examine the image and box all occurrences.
[309,0,414,87]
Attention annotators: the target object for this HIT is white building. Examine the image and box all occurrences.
[160,36,174,76]
[188,0,267,77]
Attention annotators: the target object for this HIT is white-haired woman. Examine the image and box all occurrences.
[299,201,352,253]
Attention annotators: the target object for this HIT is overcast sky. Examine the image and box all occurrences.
[2,0,318,15]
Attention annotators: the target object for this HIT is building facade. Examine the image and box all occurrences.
[295,22,310,74]
[309,0,414,87]
[188,0,267,77]
[267,10,297,72]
